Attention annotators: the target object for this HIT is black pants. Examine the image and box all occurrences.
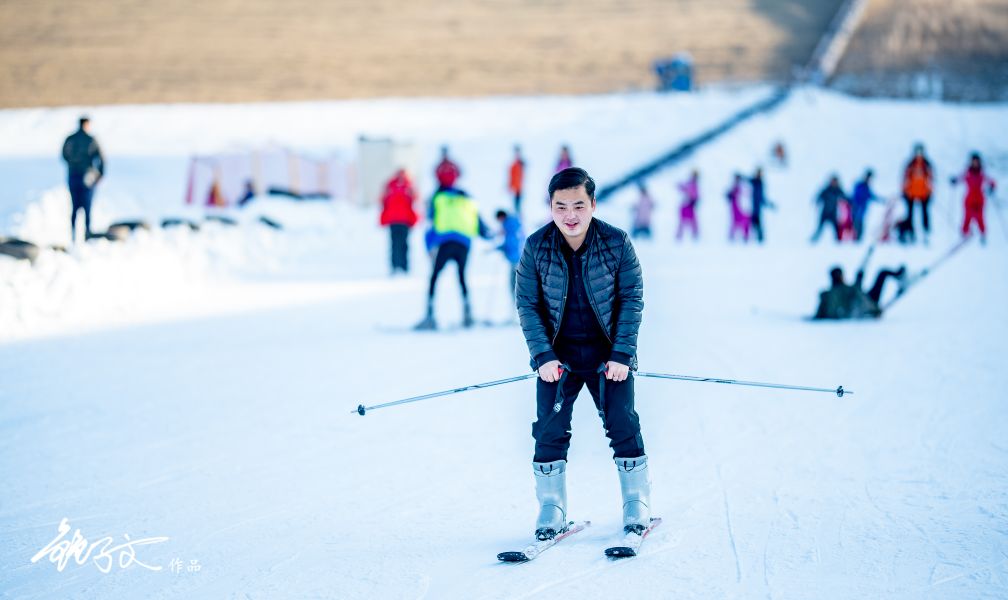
[389,224,409,273]
[752,214,765,243]
[68,174,94,238]
[532,362,645,463]
[866,269,900,305]
[904,195,931,236]
[514,191,522,213]
[428,241,469,300]
[811,213,840,242]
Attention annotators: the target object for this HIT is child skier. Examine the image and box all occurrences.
[951,152,997,244]
[676,171,700,241]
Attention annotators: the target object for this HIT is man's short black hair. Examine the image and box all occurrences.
[496,209,507,220]
[549,167,595,201]
[79,115,90,128]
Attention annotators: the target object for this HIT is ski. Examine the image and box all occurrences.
[880,235,971,311]
[604,517,662,559]
[497,520,591,563]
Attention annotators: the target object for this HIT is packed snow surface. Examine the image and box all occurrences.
[1,87,1007,599]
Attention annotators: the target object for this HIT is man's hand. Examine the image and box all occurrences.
[605,361,630,382]
[538,360,562,382]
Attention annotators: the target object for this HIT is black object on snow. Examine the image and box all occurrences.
[257,216,283,230]
[204,215,239,227]
[161,218,201,231]
[0,237,40,262]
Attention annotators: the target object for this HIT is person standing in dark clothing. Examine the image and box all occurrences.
[62,116,104,242]
[748,167,775,243]
[515,167,651,543]
[811,176,847,243]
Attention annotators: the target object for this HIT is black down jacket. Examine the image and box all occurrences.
[516,218,643,368]
[62,129,104,177]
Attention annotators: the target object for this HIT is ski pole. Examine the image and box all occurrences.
[636,371,851,397]
[880,234,971,311]
[354,372,540,415]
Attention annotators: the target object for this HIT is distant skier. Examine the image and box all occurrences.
[813,264,906,320]
[811,175,847,243]
[515,167,651,544]
[726,174,750,242]
[850,170,881,242]
[379,169,419,274]
[748,167,775,243]
[435,145,461,190]
[237,180,256,207]
[951,152,997,245]
[554,145,573,173]
[508,145,525,213]
[62,115,105,242]
[676,170,700,241]
[902,143,934,244]
[495,209,525,298]
[415,186,490,330]
[771,141,787,167]
[630,181,655,239]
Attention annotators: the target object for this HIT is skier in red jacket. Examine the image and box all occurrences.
[951,152,997,245]
[435,146,460,190]
[379,169,419,274]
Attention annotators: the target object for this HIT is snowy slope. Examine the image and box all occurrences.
[1,88,1007,599]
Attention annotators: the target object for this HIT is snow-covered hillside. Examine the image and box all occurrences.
[1,88,1006,599]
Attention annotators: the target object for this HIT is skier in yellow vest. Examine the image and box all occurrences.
[416,186,491,330]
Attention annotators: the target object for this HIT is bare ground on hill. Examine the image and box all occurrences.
[0,0,844,108]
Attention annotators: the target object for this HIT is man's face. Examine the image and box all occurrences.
[551,185,595,240]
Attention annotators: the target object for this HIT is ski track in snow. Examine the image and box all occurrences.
[1,87,1008,598]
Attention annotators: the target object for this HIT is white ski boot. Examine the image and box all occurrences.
[533,459,567,540]
[616,455,651,534]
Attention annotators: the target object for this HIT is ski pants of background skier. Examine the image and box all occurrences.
[389,224,410,273]
[532,350,645,463]
[811,212,840,242]
[962,203,986,237]
[904,195,931,238]
[428,241,469,301]
[866,269,902,305]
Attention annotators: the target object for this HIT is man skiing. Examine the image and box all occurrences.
[515,167,651,545]
[416,185,490,330]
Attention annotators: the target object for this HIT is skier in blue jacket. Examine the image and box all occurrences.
[495,210,525,298]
